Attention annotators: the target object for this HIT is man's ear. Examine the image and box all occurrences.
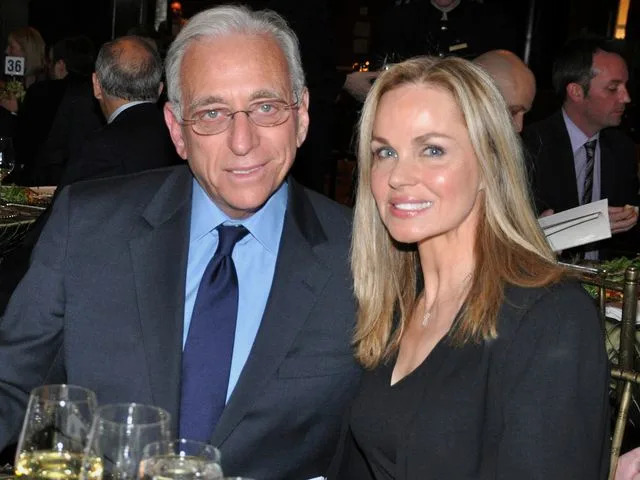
[295,87,310,148]
[566,82,585,102]
[163,102,188,160]
[92,73,102,101]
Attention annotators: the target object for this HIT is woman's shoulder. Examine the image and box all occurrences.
[503,279,591,309]
[497,279,599,339]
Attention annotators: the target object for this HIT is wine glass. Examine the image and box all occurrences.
[0,136,16,209]
[80,403,171,480]
[14,384,98,480]
[138,439,223,480]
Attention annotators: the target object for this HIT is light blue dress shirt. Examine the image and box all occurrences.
[562,109,601,204]
[183,178,287,401]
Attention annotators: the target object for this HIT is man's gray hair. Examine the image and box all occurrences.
[165,4,306,118]
[95,35,163,102]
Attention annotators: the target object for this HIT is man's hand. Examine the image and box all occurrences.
[616,447,640,480]
[609,205,638,234]
[343,71,379,102]
[539,209,554,218]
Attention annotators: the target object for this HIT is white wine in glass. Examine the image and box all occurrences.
[138,439,223,480]
[14,384,99,480]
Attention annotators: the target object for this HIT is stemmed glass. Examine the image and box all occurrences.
[138,439,223,479]
[80,403,171,480]
[0,136,16,212]
[14,384,98,479]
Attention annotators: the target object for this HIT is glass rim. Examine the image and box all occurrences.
[29,384,97,402]
[142,438,221,459]
[93,402,170,427]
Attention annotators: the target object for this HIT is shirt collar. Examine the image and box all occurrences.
[189,177,288,254]
[108,100,153,123]
[562,108,599,154]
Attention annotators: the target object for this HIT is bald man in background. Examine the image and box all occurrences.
[474,50,556,219]
[474,49,536,133]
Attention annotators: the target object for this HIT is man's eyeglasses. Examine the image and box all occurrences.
[180,96,299,136]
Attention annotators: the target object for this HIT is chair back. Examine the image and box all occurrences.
[561,262,640,479]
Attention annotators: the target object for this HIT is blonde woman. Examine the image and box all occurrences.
[5,26,46,89]
[330,56,609,478]
[1,26,46,115]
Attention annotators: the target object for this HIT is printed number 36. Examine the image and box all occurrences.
[4,56,25,76]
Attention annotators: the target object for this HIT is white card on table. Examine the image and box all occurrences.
[538,199,611,252]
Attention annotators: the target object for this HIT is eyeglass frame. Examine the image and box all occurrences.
[179,94,300,136]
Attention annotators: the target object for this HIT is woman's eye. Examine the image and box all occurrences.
[374,147,396,159]
[424,145,444,156]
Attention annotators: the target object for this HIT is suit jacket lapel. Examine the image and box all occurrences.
[599,131,615,201]
[551,111,581,210]
[212,179,332,446]
[129,166,192,431]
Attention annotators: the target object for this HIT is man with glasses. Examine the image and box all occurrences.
[0,5,361,479]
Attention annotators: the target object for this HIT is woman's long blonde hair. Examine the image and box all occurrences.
[8,26,46,86]
[351,56,564,369]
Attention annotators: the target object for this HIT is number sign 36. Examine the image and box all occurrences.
[4,56,25,76]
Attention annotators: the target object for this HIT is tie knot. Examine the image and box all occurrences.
[215,225,248,256]
[584,139,597,156]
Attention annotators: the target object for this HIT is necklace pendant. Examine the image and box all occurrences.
[421,310,431,327]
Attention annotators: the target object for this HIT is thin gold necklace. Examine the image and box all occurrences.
[420,273,472,328]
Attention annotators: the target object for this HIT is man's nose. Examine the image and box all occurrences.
[620,84,631,104]
[227,112,259,155]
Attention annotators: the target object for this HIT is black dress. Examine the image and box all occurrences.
[330,282,610,479]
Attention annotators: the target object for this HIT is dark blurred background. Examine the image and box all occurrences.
[0,0,632,130]
[0,0,637,173]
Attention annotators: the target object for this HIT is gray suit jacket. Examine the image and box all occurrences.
[0,165,361,479]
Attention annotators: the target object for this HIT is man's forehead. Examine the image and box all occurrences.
[592,51,628,79]
[183,33,287,72]
[180,34,292,103]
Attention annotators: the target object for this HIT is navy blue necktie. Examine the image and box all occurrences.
[179,224,249,441]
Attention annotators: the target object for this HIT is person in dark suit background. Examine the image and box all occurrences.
[0,35,178,316]
[59,35,180,187]
[522,37,638,259]
[0,5,360,479]
[17,35,103,186]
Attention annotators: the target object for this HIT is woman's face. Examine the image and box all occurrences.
[370,83,482,245]
[5,35,23,57]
